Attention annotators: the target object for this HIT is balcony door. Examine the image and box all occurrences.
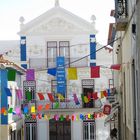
[49,119,71,140]
[82,79,94,108]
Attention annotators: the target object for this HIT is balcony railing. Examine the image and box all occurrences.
[29,57,88,70]
[114,0,128,31]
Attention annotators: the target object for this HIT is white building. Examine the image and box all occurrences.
[0,1,113,140]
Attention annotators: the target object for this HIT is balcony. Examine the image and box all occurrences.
[114,0,128,31]
[29,57,88,70]
[22,97,101,114]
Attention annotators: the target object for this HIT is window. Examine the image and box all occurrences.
[83,121,96,140]
[25,122,37,140]
[47,41,57,68]
[59,41,70,67]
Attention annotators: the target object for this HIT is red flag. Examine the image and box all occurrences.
[110,64,121,70]
[103,90,108,97]
[92,92,98,100]
[91,66,100,78]
[38,93,45,100]
[47,93,54,102]
[37,105,43,112]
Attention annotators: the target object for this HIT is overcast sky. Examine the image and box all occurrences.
[0,0,114,44]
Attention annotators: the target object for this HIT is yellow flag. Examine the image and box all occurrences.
[84,96,89,103]
[68,68,77,80]
[31,106,36,113]
[57,93,64,100]
[101,91,104,98]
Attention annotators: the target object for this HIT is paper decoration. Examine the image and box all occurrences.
[32,114,36,119]
[91,66,100,78]
[26,90,32,101]
[1,107,6,114]
[47,68,56,76]
[23,106,29,114]
[73,93,80,105]
[4,87,12,96]
[107,89,111,96]
[8,108,13,113]
[92,92,98,100]
[38,93,45,100]
[67,68,77,80]
[47,93,54,102]
[16,107,21,115]
[110,64,121,70]
[81,94,85,102]
[54,102,59,109]
[38,114,42,119]
[103,104,111,115]
[84,96,89,103]
[37,105,43,111]
[31,106,36,113]
[8,69,16,81]
[57,93,64,101]
[103,90,107,97]
[26,69,35,81]
[101,91,104,98]
[16,89,22,100]
[45,104,50,110]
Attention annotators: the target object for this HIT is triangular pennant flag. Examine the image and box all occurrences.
[38,93,45,100]
[47,68,56,76]
[26,90,32,101]
[32,114,36,119]
[47,93,54,102]
[54,102,59,109]
[38,114,42,119]
[8,69,16,81]
[37,105,43,112]
[1,107,6,114]
[67,68,77,80]
[16,89,22,100]
[73,93,80,105]
[87,92,91,101]
[110,64,121,70]
[4,87,12,96]
[91,66,100,78]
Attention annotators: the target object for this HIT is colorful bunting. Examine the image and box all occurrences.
[67,68,78,80]
[92,92,98,100]
[84,96,89,103]
[8,69,16,81]
[8,108,13,113]
[101,91,104,98]
[45,104,50,110]
[57,93,64,101]
[16,107,21,115]
[37,105,43,112]
[91,66,100,78]
[54,102,59,109]
[38,93,45,100]
[23,106,29,114]
[4,87,12,96]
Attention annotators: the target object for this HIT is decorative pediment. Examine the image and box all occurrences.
[24,17,91,35]
[18,7,97,35]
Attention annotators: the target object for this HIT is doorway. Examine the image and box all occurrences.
[49,119,71,140]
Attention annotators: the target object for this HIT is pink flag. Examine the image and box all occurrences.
[26,69,35,81]
[16,89,22,100]
[73,93,80,105]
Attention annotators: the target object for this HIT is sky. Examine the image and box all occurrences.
[0,0,115,45]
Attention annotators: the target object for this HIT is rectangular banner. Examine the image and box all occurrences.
[56,57,66,97]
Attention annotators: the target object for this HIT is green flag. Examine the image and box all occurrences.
[26,90,32,101]
[8,108,13,113]
[8,69,16,81]
[54,102,59,109]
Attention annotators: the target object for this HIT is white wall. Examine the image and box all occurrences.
[37,119,49,140]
